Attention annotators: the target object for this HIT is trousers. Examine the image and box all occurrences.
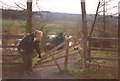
[21,52,33,73]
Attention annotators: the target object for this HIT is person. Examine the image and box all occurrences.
[18,30,43,75]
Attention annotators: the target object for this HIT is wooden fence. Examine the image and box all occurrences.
[35,38,81,71]
[86,37,119,68]
[2,34,24,64]
[2,34,81,71]
[1,34,119,70]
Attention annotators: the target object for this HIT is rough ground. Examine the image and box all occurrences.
[3,55,78,79]
[4,67,74,79]
[3,54,118,79]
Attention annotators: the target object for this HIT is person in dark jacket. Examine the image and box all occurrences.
[18,30,43,75]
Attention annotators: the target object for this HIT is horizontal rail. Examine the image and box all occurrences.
[88,47,118,51]
[42,48,66,60]
[49,42,66,52]
[2,34,24,39]
[2,46,18,48]
[89,56,119,61]
[88,37,118,40]
[2,55,21,58]
[42,42,80,60]
[35,62,64,68]
[42,42,66,59]
[1,62,23,64]
[39,51,79,64]
[86,63,118,69]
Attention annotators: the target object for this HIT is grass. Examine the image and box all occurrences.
[58,66,118,79]
[90,51,118,65]
[2,19,80,34]
[32,56,41,66]
[57,49,118,79]
[2,19,26,34]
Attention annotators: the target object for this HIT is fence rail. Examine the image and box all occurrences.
[87,37,118,68]
[88,37,118,40]
[2,34,24,39]
[89,56,119,61]
[86,63,118,69]
[88,47,118,51]
[2,46,18,48]
[2,55,21,58]
[37,51,79,65]
[2,34,118,70]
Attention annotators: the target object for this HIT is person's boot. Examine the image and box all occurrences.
[23,71,29,76]
[28,68,33,76]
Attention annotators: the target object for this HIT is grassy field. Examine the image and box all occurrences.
[2,19,26,34]
[2,19,81,35]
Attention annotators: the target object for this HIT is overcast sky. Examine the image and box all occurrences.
[0,0,119,14]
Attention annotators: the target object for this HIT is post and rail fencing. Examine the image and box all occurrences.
[1,34,82,72]
[86,37,119,68]
[2,34,24,64]
[1,33,119,71]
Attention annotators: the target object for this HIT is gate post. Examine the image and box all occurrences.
[81,0,88,68]
[118,1,120,80]
[64,39,69,71]
[26,0,32,33]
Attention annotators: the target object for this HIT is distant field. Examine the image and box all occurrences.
[2,19,26,34]
[2,19,81,35]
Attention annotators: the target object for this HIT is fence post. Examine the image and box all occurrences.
[26,0,32,33]
[64,39,69,71]
[0,9,2,79]
[88,38,91,62]
[118,1,120,80]
[81,0,88,68]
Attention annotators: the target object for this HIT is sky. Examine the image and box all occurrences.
[0,0,119,14]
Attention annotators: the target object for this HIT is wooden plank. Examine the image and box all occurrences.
[2,35,24,39]
[42,42,65,59]
[64,40,69,70]
[2,46,18,48]
[88,37,118,41]
[86,63,118,69]
[49,51,62,71]
[49,42,65,52]
[35,62,65,68]
[2,55,21,58]
[40,51,79,64]
[88,47,118,51]
[89,56,119,61]
[42,42,79,60]
[38,41,79,62]
[1,62,22,65]
[42,48,66,61]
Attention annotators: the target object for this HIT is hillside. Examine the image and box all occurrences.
[1,9,118,23]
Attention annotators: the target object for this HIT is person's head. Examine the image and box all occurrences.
[34,30,43,41]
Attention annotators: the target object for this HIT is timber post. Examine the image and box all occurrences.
[81,0,88,68]
[118,1,120,80]
[64,39,69,71]
[26,0,32,33]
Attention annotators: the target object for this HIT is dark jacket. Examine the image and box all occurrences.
[18,33,41,55]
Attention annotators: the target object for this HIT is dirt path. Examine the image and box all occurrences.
[3,54,118,79]
[4,66,74,79]
[4,55,79,79]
